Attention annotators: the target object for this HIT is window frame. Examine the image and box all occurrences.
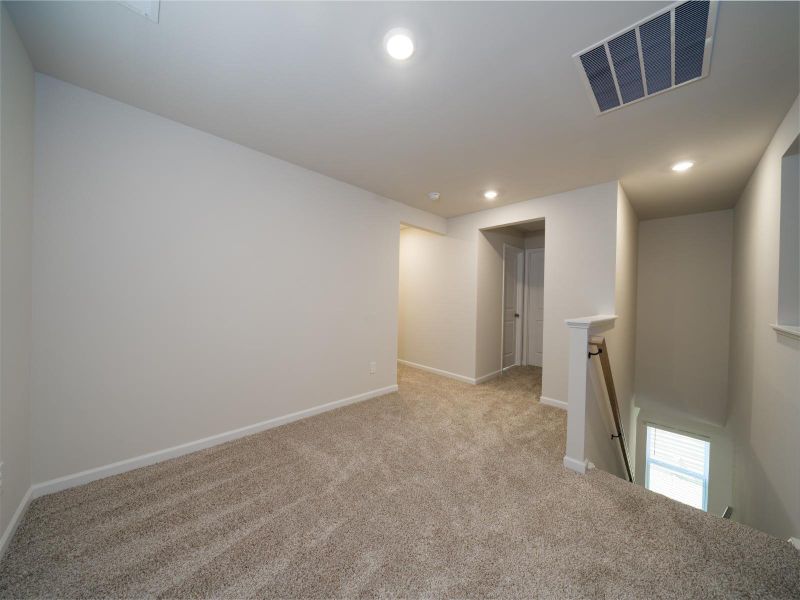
[644,422,711,511]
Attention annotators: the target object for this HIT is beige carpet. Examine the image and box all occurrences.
[1,364,798,598]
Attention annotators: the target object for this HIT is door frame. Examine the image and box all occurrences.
[522,247,545,367]
[500,243,524,372]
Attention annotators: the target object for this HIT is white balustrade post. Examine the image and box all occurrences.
[563,315,617,475]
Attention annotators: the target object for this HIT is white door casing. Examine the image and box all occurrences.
[515,253,524,363]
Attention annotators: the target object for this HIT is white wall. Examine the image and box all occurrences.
[31,75,444,483]
[585,357,627,479]
[728,96,800,540]
[0,6,34,539]
[635,210,733,426]
[524,231,545,249]
[577,185,639,481]
[608,185,638,471]
[472,184,619,403]
[398,227,472,375]
[398,182,620,406]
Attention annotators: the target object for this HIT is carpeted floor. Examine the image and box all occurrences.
[1,364,799,598]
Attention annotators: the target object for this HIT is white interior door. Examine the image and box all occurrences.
[525,248,545,367]
[502,245,523,369]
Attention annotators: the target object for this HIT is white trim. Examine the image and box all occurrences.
[563,456,588,474]
[0,487,33,559]
[540,396,567,410]
[565,314,618,329]
[563,314,618,478]
[789,537,800,551]
[30,384,398,500]
[397,359,475,384]
[475,370,501,384]
[772,324,800,340]
[397,360,501,386]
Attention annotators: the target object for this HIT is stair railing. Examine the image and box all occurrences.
[588,336,634,483]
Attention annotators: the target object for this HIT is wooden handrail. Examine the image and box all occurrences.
[589,336,634,483]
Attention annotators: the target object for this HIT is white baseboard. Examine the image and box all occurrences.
[563,455,588,474]
[30,384,398,501]
[790,537,800,551]
[540,396,567,410]
[0,487,33,558]
[398,359,502,386]
[474,370,501,384]
[397,359,477,384]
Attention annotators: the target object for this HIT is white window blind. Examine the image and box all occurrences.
[645,425,710,511]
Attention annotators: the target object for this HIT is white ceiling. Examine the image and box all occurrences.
[7,1,799,219]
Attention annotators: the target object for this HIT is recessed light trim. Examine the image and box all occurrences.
[672,160,695,172]
[384,29,414,61]
[484,190,499,201]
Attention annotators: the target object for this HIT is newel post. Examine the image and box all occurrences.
[563,315,617,474]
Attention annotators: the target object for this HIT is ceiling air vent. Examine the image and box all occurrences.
[575,0,718,114]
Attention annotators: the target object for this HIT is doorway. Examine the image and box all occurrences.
[486,219,545,381]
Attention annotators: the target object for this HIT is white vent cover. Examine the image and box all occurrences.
[574,0,718,114]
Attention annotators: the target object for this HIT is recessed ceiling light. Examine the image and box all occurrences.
[484,190,499,201]
[671,160,694,172]
[428,192,440,201]
[385,29,414,61]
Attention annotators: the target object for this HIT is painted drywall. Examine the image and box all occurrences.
[31,75,444,483]
[610,185,638,471]
[584,185,639,480]
[728,96,800,540]
[524,231,545,250]
[475,228,526,374]
[0,6,34,539]
[398,181,619,406]
[585,357,627,480]
[471,184,619,401]
[635,210,733,426]
[398,227,473,377]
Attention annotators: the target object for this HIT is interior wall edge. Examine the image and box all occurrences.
[0,487,33,561]
[0,3,35,541]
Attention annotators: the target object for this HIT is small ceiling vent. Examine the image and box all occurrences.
[575,1,718,114]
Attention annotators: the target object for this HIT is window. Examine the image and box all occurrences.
[645,424,710,511]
